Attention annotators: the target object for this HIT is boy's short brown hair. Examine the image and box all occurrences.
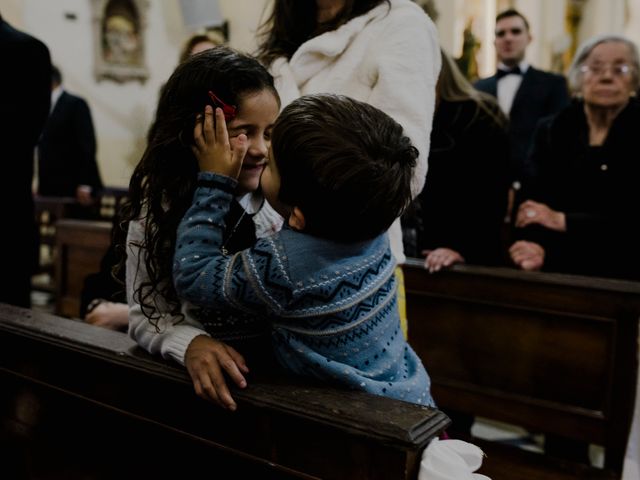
[272,94,417,243]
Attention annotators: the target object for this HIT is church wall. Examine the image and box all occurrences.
[0,0,636,188]
[0,0,269,188]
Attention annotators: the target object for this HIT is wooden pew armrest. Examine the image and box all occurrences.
[0,303,448,479]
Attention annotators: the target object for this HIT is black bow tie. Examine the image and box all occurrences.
[497,66,522,79]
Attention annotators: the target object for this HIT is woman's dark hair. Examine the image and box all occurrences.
[115,46,278,327]
[272,93,417,243]
[495,9,530,31]
[437,49,507,128]
[257,0,389,65]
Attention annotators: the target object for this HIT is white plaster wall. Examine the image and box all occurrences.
[221,0,271,54]
[515,0,567,70]
[0,0,270,188]
[580,0,627,43]
[626,0,640,49]
[433,0,495,77]
[0,0,23,27]
[433,0,461,55]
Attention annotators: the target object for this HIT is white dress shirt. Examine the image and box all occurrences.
[496,61,529,116]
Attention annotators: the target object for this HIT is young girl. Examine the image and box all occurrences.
[117,47,281,411]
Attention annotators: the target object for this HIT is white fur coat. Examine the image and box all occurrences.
[269,0,441,262]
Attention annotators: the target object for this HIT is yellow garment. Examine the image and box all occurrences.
[396,266,408,339]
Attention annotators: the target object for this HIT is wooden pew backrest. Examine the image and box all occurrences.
[403,259,640,477]
[54,219,112,318]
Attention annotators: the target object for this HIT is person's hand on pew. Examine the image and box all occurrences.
[515,200,566,232]
[84,301,129,331]
[185,335,249,411]
[509,240,545,271]
[422,248,465,273]
[76,185,94,206]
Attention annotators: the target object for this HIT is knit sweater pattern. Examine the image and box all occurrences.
[174,172,434,406]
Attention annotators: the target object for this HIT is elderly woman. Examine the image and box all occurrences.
[509,34,640,280]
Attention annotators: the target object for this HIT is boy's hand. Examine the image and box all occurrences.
[184,335,249,411]
[192,105,248,179]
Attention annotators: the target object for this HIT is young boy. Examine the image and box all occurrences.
[174,93,434,406]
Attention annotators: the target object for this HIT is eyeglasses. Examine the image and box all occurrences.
[495,27,524,38]
[579,63,634,77]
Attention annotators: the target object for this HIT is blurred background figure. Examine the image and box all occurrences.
[510,34,640,281]
[405,49,509,273]
[149,31,225,141]
[37,65,103,207]
[474,9,569,221]
[0,12,51,308]
[178,30,224,64]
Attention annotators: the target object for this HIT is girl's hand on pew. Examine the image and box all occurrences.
[84,301,128,331]
[184,335,249,411]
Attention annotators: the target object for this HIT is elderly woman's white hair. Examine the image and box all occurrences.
[567,34,640,95]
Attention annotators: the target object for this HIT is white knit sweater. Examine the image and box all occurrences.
[126,196,282,365]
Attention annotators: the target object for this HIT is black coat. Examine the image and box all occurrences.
[0,17,51,307]
[412,99,510,266]
[518,99,640,280]
[38,91,103,197]
[475,66,569,183]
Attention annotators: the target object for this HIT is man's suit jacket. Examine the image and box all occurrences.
[475,66,569,182]
[0,16,51,307]
[38,91,102,197]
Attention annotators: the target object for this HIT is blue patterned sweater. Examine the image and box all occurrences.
[174,172,434,406]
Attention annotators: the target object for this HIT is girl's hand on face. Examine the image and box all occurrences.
[192,105,248,179]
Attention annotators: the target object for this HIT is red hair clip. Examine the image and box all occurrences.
[208,91,237,121]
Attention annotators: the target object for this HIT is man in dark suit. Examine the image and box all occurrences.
[38,65,102,205]
[0,13,51,307]
[474,9,569,213]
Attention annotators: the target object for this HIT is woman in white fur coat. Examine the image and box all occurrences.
[257,0,441,336]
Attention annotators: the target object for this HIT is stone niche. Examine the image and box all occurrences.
[91,0,149,83]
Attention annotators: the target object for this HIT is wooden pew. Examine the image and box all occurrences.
[0,303,449,479]
[33,196,79,292]
[33,190,128,302]
[54,219,112,318]
[403,259,640,479]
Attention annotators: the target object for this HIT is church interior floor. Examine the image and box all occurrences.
[472,417,604,467]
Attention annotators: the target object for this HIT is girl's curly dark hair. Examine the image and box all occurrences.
[114,46,278,328]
